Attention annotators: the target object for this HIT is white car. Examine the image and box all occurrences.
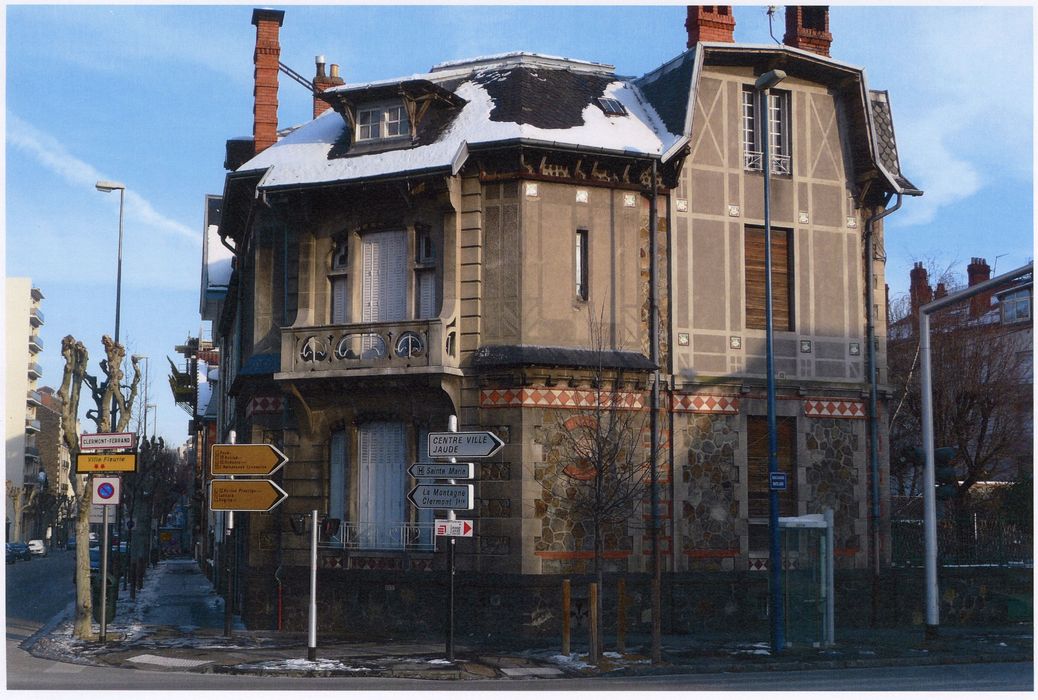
[27,539,47,557]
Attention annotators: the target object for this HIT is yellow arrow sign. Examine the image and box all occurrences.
[211,443,288,476]
[209,479,288,512]
[76,453,137,473]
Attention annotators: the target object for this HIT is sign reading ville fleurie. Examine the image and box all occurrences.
[427,431,504,459]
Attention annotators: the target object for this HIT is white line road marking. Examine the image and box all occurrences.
[127,654,210,668]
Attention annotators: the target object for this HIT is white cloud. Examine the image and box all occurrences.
[7,113,198,243]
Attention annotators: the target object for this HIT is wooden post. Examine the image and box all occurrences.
[589,582,600,664]
[617,577,627,654]
[561,578,571,655]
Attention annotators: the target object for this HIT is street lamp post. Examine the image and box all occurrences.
[96,180,126,429]
[755,68,787,655]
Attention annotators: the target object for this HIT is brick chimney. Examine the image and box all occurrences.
[313,55,345,119]
[686,6,736,47]
[252,8,285,155]
[910,262,933,321]
[967,257,992,317]
[784,5,833,57]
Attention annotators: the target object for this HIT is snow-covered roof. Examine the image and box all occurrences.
[240,53,680,190]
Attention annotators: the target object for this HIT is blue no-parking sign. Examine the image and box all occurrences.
[92,476,121,505]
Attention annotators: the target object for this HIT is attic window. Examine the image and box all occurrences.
[356,102,410,142]
[595,97,627,117]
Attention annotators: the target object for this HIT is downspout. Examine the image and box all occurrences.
[863,191,902,582]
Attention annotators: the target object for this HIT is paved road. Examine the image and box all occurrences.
[6,549,75,644]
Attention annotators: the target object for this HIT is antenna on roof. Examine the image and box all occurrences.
[767,6,781,45]
[993,253,1008,275]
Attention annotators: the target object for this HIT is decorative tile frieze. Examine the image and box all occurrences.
[246,395,284,419]
[480,387,645,410]
[671,394,740,414]
[803,399,866,419]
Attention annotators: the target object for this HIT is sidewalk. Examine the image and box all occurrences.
[26,556,1033,680]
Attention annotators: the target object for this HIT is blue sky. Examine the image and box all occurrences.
[5,4,1034,447]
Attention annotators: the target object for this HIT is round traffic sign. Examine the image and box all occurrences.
[97,482,115,500]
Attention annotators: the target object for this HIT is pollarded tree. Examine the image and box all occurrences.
[58,335,141,639]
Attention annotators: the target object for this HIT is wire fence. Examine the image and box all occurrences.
[891,516,1032,568]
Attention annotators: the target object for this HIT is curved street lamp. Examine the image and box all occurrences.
[96,180,126,430]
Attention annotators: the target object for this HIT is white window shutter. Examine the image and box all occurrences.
[331,277,349,324]
[417,270,435,319]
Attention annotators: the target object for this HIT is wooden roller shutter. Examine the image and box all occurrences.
[745,226,793,331]
[747,415,797,518]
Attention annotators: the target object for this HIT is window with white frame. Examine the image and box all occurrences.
[356,103,410,142]
[1001,287,1032,324]
[742,87,791,175]
[575,228,589,301]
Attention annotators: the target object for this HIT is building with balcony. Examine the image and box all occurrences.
[5,279,46,540]
[204,6,919,634]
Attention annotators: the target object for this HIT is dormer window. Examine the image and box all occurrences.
[357,103,410,142]
[595,97,627,117]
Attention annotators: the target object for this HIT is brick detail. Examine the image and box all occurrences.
[480,387,646,410]
[534,550,632,560]
[783,5,832,57]
[251,9,284,154]
[686,6,736,46]
[672,394,739,414]
[803,399,866,419]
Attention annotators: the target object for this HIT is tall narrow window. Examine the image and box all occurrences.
[742,87,791,175]
[330,237,350,324]
[744,225,794,331]
[575,228,589,301]
[328,430,348,543]
[357,421,406,549]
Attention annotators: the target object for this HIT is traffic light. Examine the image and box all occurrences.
[934,446,958,500]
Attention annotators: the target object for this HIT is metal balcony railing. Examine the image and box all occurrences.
[26,389,42,406]
[28,363,42,380]
[281,319,455,376]
[319,521,436,551]
[29,307,44,327]
[25,419,41,433]
[744,150,791,175]
[29,335,43,353]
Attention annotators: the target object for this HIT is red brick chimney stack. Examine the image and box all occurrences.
[252,8,285,155]
[313,55,345,119]
[686,6,736,47]
[967,257,992,317]
[910,262,933,321]
[784,5,833,57]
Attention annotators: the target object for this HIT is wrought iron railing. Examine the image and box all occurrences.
[320,521,436,551]
[744,150,791,175]
[891,517,1033,568]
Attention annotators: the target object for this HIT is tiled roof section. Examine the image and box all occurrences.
[870,90,919,193]
[473,67,615,129]
[472,344,656,371]
[635,50,696,137]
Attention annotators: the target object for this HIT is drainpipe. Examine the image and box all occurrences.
[863,192,902,586]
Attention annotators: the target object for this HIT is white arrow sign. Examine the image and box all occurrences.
[408,462,475,480]
[427,431,504,459]
[407,484,474,510]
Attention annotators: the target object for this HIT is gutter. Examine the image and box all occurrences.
[862,191,902,581]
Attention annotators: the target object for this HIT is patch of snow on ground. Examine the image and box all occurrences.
[233,658,372,673]
[549,653,594,670]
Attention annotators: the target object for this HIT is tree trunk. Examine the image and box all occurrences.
[73,475,93,639]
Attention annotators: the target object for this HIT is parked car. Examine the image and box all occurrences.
[8,542,31,561]
[6,544,17,564]
[66,536,77,550]
[27,539,48,557]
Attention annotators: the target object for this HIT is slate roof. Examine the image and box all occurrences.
[635,50,697,137]
[869,90,921,194]
[472,344,656,371]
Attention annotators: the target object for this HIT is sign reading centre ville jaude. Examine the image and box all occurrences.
[427,431,504,459]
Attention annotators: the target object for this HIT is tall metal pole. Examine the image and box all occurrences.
[99,503,110,642]
[224,430,236,637]
[756,71,786,654]
[308,509,318,660]
[446,415,458,662]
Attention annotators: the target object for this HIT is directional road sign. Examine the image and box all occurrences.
[407,484,474,511]
[408,462,475,480]
[427,430,504,459]
[80,432,136,452]
[435,519,474,538]
[76,453,137,473]
[211,443,288,476]
[209,479,288,512]
[92,476,121,505]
